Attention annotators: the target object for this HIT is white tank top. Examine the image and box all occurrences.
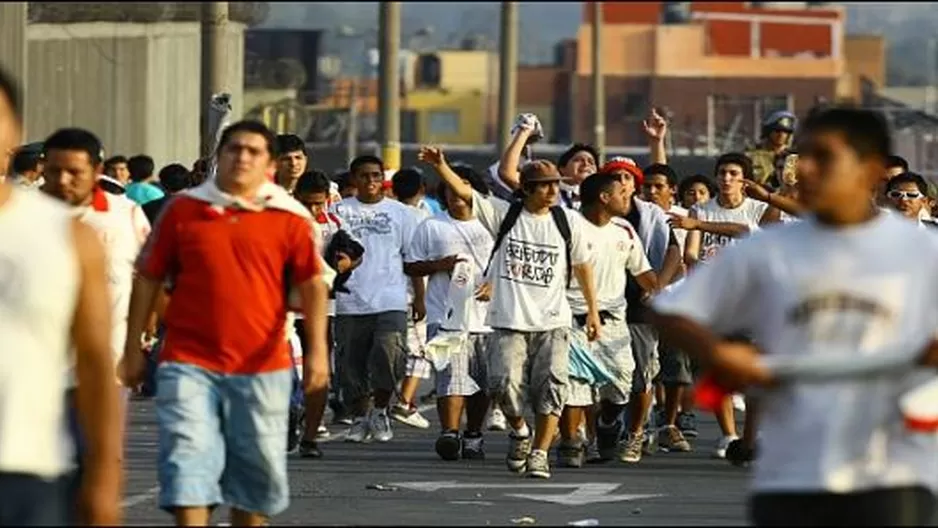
[692,197,768,262]
[0,188,79,477]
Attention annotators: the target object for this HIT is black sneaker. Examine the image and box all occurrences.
[435,431,462,461]
[725,438,757,467]
[595,419,624,461]
[299,439,323,459]
[461,433,485,460]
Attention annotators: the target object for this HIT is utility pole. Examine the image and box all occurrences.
[378,2,401,172]
[497,2,519,155]
[200,2,229,158]
[928,38,937,115]
[592,1,605,164]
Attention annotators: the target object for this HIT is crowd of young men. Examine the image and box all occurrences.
[1,55,936,526]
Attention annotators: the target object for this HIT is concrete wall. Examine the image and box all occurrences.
[0,3,27,101]
[26,21,244,168]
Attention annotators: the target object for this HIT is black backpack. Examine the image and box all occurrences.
[483,202,573,287]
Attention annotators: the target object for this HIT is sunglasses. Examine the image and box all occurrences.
[887,190,923,200]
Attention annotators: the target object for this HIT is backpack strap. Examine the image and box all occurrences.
[549,206,573,288]
[483,201,524,279]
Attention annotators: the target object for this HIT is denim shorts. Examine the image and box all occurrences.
[155,362,293,517]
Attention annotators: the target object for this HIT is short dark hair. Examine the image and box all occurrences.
[218,120,279,158]
[11,149,41,174]
[644,163,678,186]
[276,134,306,157]
[580,172,621,208]
[295,170,332,195]
[678,174,716,198]
[104,155,128,168]
[350,155,384,174]
[127,154,155,182]
[335,170,353,189]
[886,171,929,195]
[392,168,423,201]
[886,154,909,172]
[558,143,599,168]
[801,106,891,163]
[158,163,191,193]
[42,128,104,166]
[714,152,753,180]
[0,65,22,122]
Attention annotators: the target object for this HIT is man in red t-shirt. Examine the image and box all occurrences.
[120,120,329,526]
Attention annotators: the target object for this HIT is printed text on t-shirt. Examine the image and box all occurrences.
[502,237,559,288]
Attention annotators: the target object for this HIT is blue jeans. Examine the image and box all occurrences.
[155,362,293,517]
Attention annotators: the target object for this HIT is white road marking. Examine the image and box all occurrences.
[390,481,664,506]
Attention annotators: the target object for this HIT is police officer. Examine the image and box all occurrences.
[746,110,796,188]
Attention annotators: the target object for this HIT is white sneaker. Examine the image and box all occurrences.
[371,408,394,443]
[389,402,431,429]
[486,408,507,431]
[733,394,747,412]
[345,416,371,443]
[711,435,739,459]
[316,424,331,439]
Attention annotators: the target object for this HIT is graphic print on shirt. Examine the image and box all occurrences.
[701,232,732,261]
[343,210,393,238]
[502,237,560,288]
[785,275,902,352]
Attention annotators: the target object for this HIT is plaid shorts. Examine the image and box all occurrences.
[405,315,432,379]
[435,332,490,397]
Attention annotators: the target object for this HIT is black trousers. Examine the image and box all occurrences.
[750,486,937,527]
[0,472,67,525]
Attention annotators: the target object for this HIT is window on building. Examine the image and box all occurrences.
[427,110,460,136]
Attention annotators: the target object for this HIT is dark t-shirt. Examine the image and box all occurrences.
[624,199,678,324]
[142,195,171,225]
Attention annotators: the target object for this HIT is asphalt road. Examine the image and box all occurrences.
[123,397,752,526]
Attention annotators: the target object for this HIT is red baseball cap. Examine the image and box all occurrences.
[601,156,645,187]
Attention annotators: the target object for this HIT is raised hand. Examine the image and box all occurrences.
[418,146,446,167]
[642,108,668,141]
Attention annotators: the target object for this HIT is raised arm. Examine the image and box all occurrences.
[669,211,752,238]
[418,146,473,202]
[643,108,668,165]
[744,179,805,224]
[497,126,536,192]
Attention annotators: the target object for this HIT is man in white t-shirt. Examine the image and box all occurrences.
[41,129,150,498]
[331,155,420,444]
[652,106,938,526]
[667,152,772,459]
[422,147,601,479]
[389,168,433,430]
[559,172,659,468]
[642,162,704,447]
[404,164,496,461]
[489,115,597,209]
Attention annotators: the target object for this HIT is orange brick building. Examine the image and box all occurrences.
[520,2,860,150]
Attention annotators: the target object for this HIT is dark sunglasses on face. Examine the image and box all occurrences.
[887,190,923,200]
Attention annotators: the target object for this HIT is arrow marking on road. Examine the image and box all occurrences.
[388,481,663,506]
